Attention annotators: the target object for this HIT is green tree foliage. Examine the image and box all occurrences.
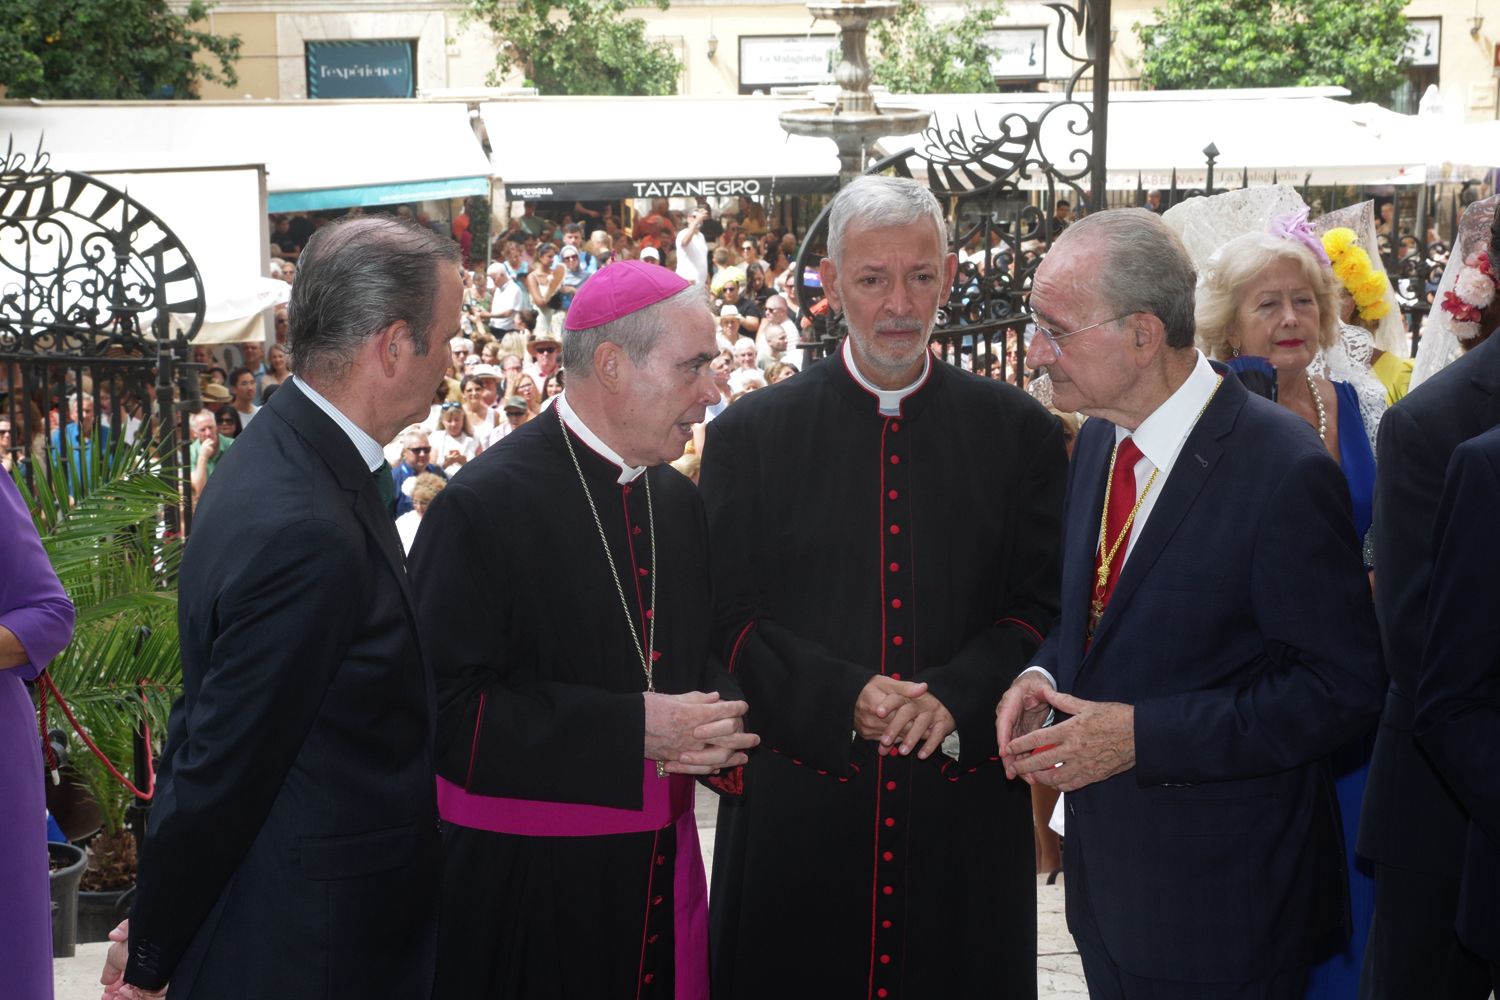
[872,0,1007,95]
[1136,0,1412,103]
[465,0,681,96]
[0,0,240,100]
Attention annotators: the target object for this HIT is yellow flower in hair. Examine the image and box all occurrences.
[1353,285,1384,309]
[1322,228,1359,259]
[1361,299,1391,321]
[1356,273,1388,300]
[1333,247,1371,285]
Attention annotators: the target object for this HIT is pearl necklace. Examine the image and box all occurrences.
[1305,371,1327,445]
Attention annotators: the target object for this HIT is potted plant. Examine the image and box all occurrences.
[48,840,87,958]
[24,431,183,944]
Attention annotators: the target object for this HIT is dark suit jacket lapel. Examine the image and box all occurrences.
[268,380,415,613]
[1085,370,1244,652]
[1057,420,1112,688]
[1470,334,1500,427]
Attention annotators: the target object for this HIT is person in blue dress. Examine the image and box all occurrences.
[1196,223,1384,998]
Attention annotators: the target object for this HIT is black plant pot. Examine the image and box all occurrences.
[78,885,136,943]
[48,841,87,959]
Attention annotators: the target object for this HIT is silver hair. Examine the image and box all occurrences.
[288,216,462,383]
[401,426,430,448]
[1051,209,1198,350]
[562,283,710,377]
[826,175,947,267]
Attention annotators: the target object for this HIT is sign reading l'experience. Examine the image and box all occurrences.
[306,40,415,99]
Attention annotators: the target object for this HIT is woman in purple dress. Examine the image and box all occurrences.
[1,470,76,999]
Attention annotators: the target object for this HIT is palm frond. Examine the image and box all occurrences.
[21,427,187,835]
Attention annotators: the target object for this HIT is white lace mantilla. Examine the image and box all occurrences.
[1312,200,1408,357]
[1413,194,1499,389]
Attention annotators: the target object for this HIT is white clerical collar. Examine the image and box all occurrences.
[291,375,386,473]
[841,338,931,416]
[555,391,647,485]
[1116,350,1219,470]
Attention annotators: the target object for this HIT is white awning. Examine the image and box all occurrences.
[874,88,1429,190]
[481,97,842,201]
[0,100,491,211]
[1347,102,1500,182]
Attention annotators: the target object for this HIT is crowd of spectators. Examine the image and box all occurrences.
[10,188,1456,524]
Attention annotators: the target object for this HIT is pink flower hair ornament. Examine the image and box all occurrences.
[1441,250,1498,342]
[1269,207,1332,268]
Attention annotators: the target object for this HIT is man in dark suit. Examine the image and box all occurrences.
[998,208,1385,998]
[1415,422,1500,985]
[101,217,464,999]
[1358,202,1499,1000]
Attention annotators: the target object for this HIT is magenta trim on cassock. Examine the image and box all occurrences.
[436,761,709,999]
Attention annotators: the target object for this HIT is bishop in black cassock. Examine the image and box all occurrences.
[410,262,751,999]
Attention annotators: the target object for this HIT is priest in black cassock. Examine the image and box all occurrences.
[410,261,758,999]
[700,175,1067,998]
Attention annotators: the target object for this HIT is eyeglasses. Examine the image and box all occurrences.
[441,402,463,411]
[408,446,432,455]
[1033,313,1130,357]
[534,346,557,355]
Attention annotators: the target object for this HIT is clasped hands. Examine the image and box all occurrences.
[994,673,1135,792]
[853,675,955,760]
[643,691,759,775]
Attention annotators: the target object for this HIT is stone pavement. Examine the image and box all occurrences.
[54,785,1086,998]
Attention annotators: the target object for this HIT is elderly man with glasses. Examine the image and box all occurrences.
[997,208,1382,999]
[391,427,447,518]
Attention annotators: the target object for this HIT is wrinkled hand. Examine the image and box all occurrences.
[996,672,1058,777]
[644,691,759,775]
[99,920,166,999]
[1003,689,1135,793]
[853,676,954,760]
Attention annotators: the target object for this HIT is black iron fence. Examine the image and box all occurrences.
[1,144,206,527]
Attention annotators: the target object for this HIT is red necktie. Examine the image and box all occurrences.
[1093,436,1143,616]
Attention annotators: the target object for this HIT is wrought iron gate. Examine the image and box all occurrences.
[792,0,1114,385]
[1,143,207,530]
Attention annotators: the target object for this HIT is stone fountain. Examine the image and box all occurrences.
[778,1,933,180]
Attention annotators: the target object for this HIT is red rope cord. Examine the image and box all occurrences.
[38,672,155,800]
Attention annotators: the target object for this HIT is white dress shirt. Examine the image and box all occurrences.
[1025,350,1221,689]
[292,375,386,473]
